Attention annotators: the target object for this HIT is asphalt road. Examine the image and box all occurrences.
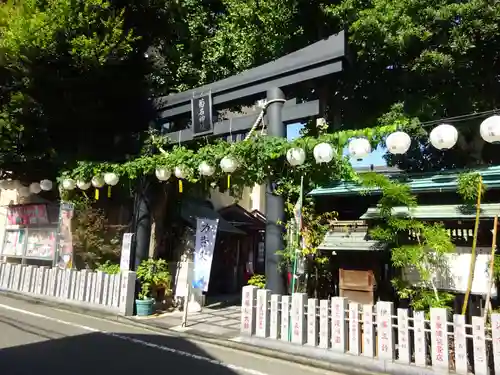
[0,295,344,375]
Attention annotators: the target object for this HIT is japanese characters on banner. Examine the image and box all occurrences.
[192,218,219,292]
[430,308,449,370]
[119,233,133,271]
[331,297,347,352]
[376,301,394,360]
[362,305,374,358]
[397,308,410,363]
[492,314,500,375]
[241,285,256,335]
[413,311,427,367]
[319,299,330,348]
[472,316,487,375]
[256,289,270,338]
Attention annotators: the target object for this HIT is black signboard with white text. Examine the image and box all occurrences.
[191,93,213,136]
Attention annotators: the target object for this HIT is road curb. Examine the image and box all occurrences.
[0,291,385,375]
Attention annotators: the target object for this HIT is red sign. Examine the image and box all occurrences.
[7,204,49,226]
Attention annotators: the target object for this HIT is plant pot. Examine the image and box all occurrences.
[135,298,155,316]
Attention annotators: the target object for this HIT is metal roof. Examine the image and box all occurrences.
[360,203,500,220]
[309,166,500,197]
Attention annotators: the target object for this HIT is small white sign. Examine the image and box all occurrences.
[120,233,133,271]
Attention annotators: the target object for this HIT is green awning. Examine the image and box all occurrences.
[360,203,500,220]
[181,200,245,234]
[318,231,383,252]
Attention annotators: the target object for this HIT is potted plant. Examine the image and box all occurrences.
[135,258,171,316]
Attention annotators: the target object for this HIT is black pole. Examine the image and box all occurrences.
[132,177,152,270]
[265,87,286,294]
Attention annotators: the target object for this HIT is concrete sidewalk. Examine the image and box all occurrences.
[135,305,241,339]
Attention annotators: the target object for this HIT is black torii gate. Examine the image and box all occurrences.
[134,31,347,294]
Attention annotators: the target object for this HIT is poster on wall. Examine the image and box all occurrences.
[56,202,74,269]
[2,229,25,256]
[192,218,219,292]
[25,228,56,259]
[7,204,49,226]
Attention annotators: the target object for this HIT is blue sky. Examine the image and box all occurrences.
[286,123,387,167]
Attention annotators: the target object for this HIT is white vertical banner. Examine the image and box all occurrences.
[430,308,449,371]
[376,301,394,361]
[472,316,487,375]
[319,299,330,349]
[240,285,257,335]
[397,308,410,364]
[256,289,271,338]
[491,313,500,375]
[307,298,318,346]
[280,295,291,341]
[362,304,374,358]
[349,302,360,355]
[270,294,281,339]
[119,233,133,271]
[192,218,218,292]
[413,311,427,367]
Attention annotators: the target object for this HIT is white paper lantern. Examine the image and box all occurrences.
[62,178,76,191]
[17,186,30,197]
[313,143,334,164]
[174,166,187,179]
[220,156,238,173]
[155,168,171,181]
[29,182,41,194]
[76,180,91,190]
[91,175,105,188]
[429,123,458,150]
[40,179,53,191]
[199,161,215,176]
[286,148,306,166]
[348,138,372,159]
[104,172,119,186]
[480,115,500,144]
[386,131,412,155]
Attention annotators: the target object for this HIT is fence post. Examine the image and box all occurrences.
[319,299,330,348]
[111,273,122,308]
[22,266,34,293]
[12,264,23,291]
[2,263,12,289]
[307,298,318,346]
[241,285,257,335]
[0,262,4,285]
[35,267,46,295]
[453,314,467,374]
[77,270,88,301]
[492,313,500,375]
[94,271,105,304]
[349,302,361,355]
[86,272,95,302]
[376,301,394,361]
[102,273,110,305]
[362,304,375,357]
[331,297,348,352]
[413,311,427,367]
[56,267,64,297]
[118,271,136,316]
[270,294,281,339]
[291,293,307,345]
[472,316,487,375]
[430,307,449,371]
[280,295,290,341]
[397,308,410,364]
[256,289,271,338]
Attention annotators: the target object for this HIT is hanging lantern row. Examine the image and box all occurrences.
[0,179,54,197]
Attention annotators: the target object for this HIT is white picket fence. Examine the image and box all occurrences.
[241,286,500,374]
[0,262,136,316]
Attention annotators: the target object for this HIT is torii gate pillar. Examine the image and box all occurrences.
[265,87,286,294]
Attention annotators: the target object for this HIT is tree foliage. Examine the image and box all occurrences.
[361,172,455,311]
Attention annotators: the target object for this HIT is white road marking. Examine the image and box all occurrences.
[0,303,269,375]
